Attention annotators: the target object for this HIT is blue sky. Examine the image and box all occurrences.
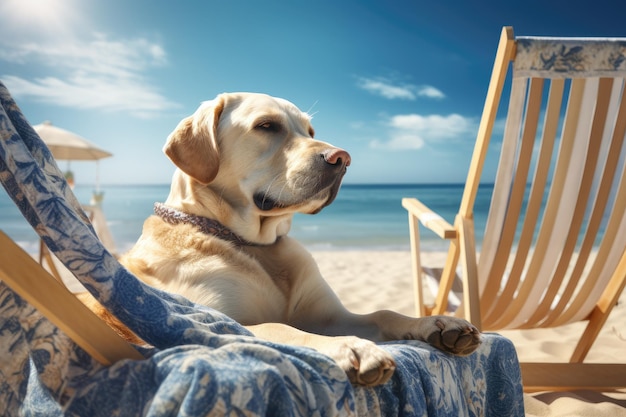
[1,0,624,186]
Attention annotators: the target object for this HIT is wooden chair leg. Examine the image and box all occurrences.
[432,239,460,315]
[39,239,62,284]
[458,215,482,330]
[571,248,626,362]
[407,213,426,317]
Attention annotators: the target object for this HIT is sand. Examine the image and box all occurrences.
[310,250,626,417]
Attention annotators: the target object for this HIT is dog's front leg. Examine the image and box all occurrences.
[285,283,481,356]
[246,323,396,386]
[359,310,481,356]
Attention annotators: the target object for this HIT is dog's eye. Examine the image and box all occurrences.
[256,121,281,132]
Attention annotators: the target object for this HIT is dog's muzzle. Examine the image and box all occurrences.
[254,147,351,212]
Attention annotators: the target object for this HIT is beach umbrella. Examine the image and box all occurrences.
[33,121,112,193]
[33,121,112,161]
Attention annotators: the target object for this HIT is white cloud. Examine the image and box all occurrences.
[0,32,178,118]
[417,85,445,99]
[371,113,476,150]
[371,133,426,150]
[357,77,415,100]
[390,114,473,139]
[356,76,445,100]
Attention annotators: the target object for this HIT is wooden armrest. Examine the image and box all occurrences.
[402,198,457,239]
[0,231,143,365]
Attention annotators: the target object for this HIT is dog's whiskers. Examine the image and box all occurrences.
[306,100,319,118]
[276,179,290,205]
[261,175,283,207]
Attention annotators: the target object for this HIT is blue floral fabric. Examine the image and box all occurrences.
[0,80,524,416]
[515,36,626,78]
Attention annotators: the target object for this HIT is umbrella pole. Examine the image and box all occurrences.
[95,160,100,192]
[64,161,75,189]
[91,161,104,206]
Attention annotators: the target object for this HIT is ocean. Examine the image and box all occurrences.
[0,183,495,254]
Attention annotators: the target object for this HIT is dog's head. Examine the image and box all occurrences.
[163,92,350,243]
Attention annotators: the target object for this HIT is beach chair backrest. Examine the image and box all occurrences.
[466,29,626,330]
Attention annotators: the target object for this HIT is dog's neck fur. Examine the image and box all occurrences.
[163,170,293,245]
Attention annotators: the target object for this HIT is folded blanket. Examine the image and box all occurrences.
[0,80,524,416]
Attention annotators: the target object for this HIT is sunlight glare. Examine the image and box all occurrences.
[2,0,76,36]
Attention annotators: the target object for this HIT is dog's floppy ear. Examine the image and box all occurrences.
[163,95,225,185]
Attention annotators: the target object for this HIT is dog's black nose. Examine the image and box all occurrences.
[322,148,351,167]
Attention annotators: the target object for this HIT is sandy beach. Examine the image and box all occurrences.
[310,250,626,417]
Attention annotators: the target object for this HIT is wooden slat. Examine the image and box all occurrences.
[0,231,143,365]
[459,26,516,218]
[478,77,529,314]
[521,363,626,391]
[483,78,544,327]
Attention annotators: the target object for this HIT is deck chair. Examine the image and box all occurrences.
[403,26,626,391]
[0,79,524,415]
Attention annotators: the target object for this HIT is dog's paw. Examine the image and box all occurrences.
[418,316,481,356]
[320,336,396,386]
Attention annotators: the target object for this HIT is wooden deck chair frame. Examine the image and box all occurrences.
[0,230,142,366]
[402,27,626,391]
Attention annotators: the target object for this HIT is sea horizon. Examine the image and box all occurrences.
[1,182,493,255]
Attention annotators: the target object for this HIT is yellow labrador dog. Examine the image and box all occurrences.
[85,92,480,387]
